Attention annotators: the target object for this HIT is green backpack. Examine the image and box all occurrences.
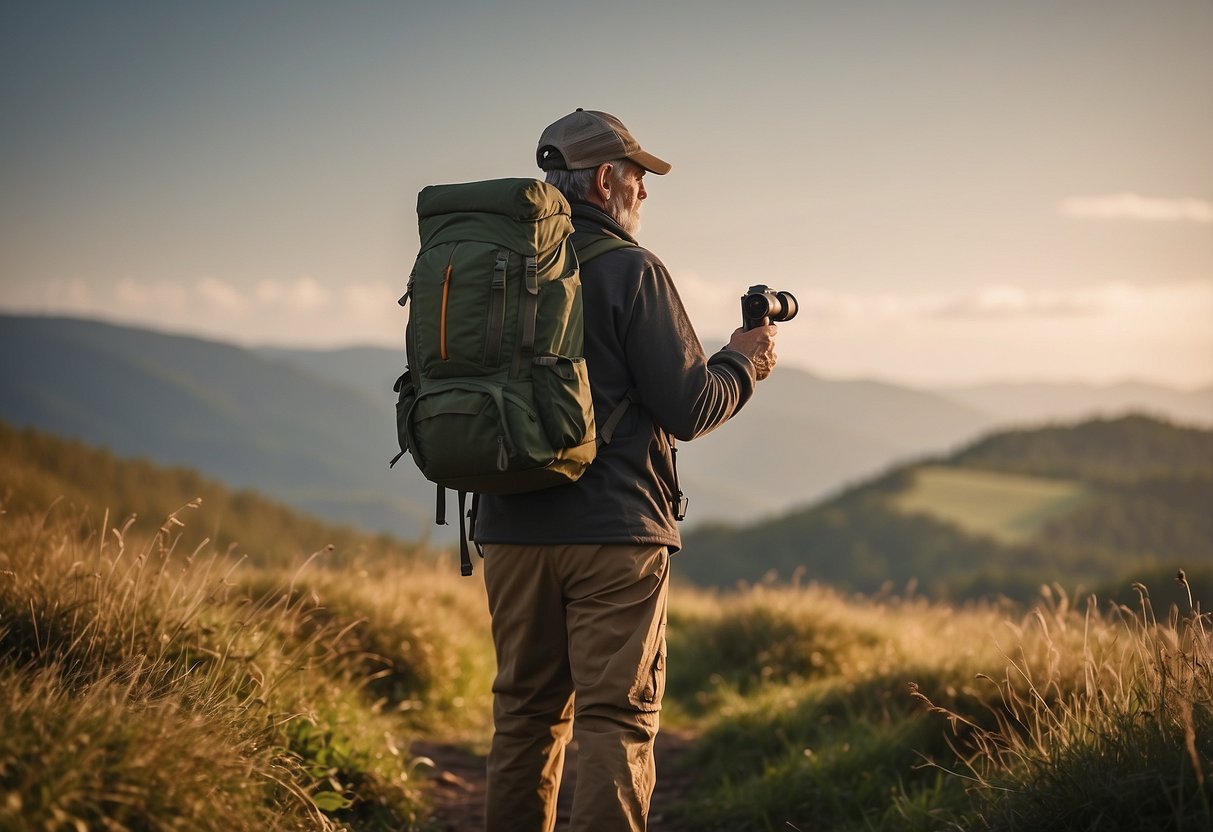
[391,178,633,574]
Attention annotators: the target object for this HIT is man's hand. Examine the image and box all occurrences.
[726,325,778,381]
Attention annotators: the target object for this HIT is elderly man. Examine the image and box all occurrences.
[474,109,778,832]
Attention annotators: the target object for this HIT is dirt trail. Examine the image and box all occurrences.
[411,729,698,831]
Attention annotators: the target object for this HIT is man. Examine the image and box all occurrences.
[475,109,778,832]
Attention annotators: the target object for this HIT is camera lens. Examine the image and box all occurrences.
[775,291,798,322]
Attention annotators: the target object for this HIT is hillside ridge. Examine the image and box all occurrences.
[680,414,1213,602]
[0,418,423,568]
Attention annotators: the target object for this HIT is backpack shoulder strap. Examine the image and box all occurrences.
[571,232,636,264]
[568,233,640,447]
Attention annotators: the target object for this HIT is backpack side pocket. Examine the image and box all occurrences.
[391,370,416,467]
[532,355,595,448]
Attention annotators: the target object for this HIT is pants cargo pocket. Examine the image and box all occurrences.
[631,623,666,712]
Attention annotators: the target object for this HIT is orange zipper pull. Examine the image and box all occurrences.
[440,263,452,360]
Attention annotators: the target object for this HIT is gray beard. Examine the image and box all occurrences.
[607,192,642,237]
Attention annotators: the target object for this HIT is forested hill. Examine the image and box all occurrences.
[680,415,1213,603]
[951,414,1213,481]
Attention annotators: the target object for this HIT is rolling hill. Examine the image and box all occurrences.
[0,315,437,538]
[0,418,424,567]
[8,314,1205,545]
[679,415,1213,603]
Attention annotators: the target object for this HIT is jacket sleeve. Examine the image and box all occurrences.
[621,256,756,441]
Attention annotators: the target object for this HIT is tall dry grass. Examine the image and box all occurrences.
[5,485,1208,831]
[0,498,491,830]
[664,579,1213,831]
[914,579,1213,830]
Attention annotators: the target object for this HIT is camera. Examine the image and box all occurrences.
[741,284,798,330]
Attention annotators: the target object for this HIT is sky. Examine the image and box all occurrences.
[2,0,1211,389]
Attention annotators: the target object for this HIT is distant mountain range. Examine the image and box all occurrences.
[262,343,996,521]
[262,343,1212,522]
[0,315,438,539]
[3,314,1209,542]
[680,415,1213,603]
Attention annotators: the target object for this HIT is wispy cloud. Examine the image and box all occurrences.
[3,275,1209,386]
[788,281,1206,325]
[927,284,1110,319]
[1,276,404,348]
[1057,193,1213,223]
[760,279,1213,388]
[252,278,331,311]
[677,273,1152,334]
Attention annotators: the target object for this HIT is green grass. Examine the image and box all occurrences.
[890,465,1090,544]
[663,585,1005,830]
[660,582,1213,831]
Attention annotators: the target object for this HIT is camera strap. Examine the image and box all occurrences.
[670,436,688,522]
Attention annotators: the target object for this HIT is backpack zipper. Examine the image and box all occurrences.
[439,264,452,360]
[439,244,460,360]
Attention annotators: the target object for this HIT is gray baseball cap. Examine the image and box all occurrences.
[536,109,672,175]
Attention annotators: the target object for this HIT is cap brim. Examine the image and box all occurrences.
[628,150,672,175]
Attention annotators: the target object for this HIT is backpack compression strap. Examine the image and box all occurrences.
[437,487,482,577]
[598,388,639,447]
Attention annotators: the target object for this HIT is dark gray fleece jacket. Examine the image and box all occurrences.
[475,202,756,552]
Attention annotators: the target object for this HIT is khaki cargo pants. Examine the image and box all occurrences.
[482,543,669,832]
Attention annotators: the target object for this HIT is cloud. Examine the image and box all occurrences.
[197,277,250,313]
[927,284,1109,319]
[759,279,1213,388]
[115,278,189,309]
[3,275,1209,387]
[0,276,404,348]
[674,274,1166,346]
[1057,193,1213,223]
[694,283,1123,326]
[253,277,331,311]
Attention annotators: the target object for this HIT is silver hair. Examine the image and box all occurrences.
[544,160,630,203]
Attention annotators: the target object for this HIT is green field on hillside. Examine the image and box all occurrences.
[889,464,1090,544]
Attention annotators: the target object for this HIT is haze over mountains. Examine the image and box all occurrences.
[3,314,1210,541]
[941,380,1213,429]
[261,342,996,521]
[0,315,435,538]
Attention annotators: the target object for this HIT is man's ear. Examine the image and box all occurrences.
[592,163,614,204]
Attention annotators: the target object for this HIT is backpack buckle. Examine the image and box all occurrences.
[493,252,508,288]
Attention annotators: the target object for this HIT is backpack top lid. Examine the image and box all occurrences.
[418,178,573,257]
